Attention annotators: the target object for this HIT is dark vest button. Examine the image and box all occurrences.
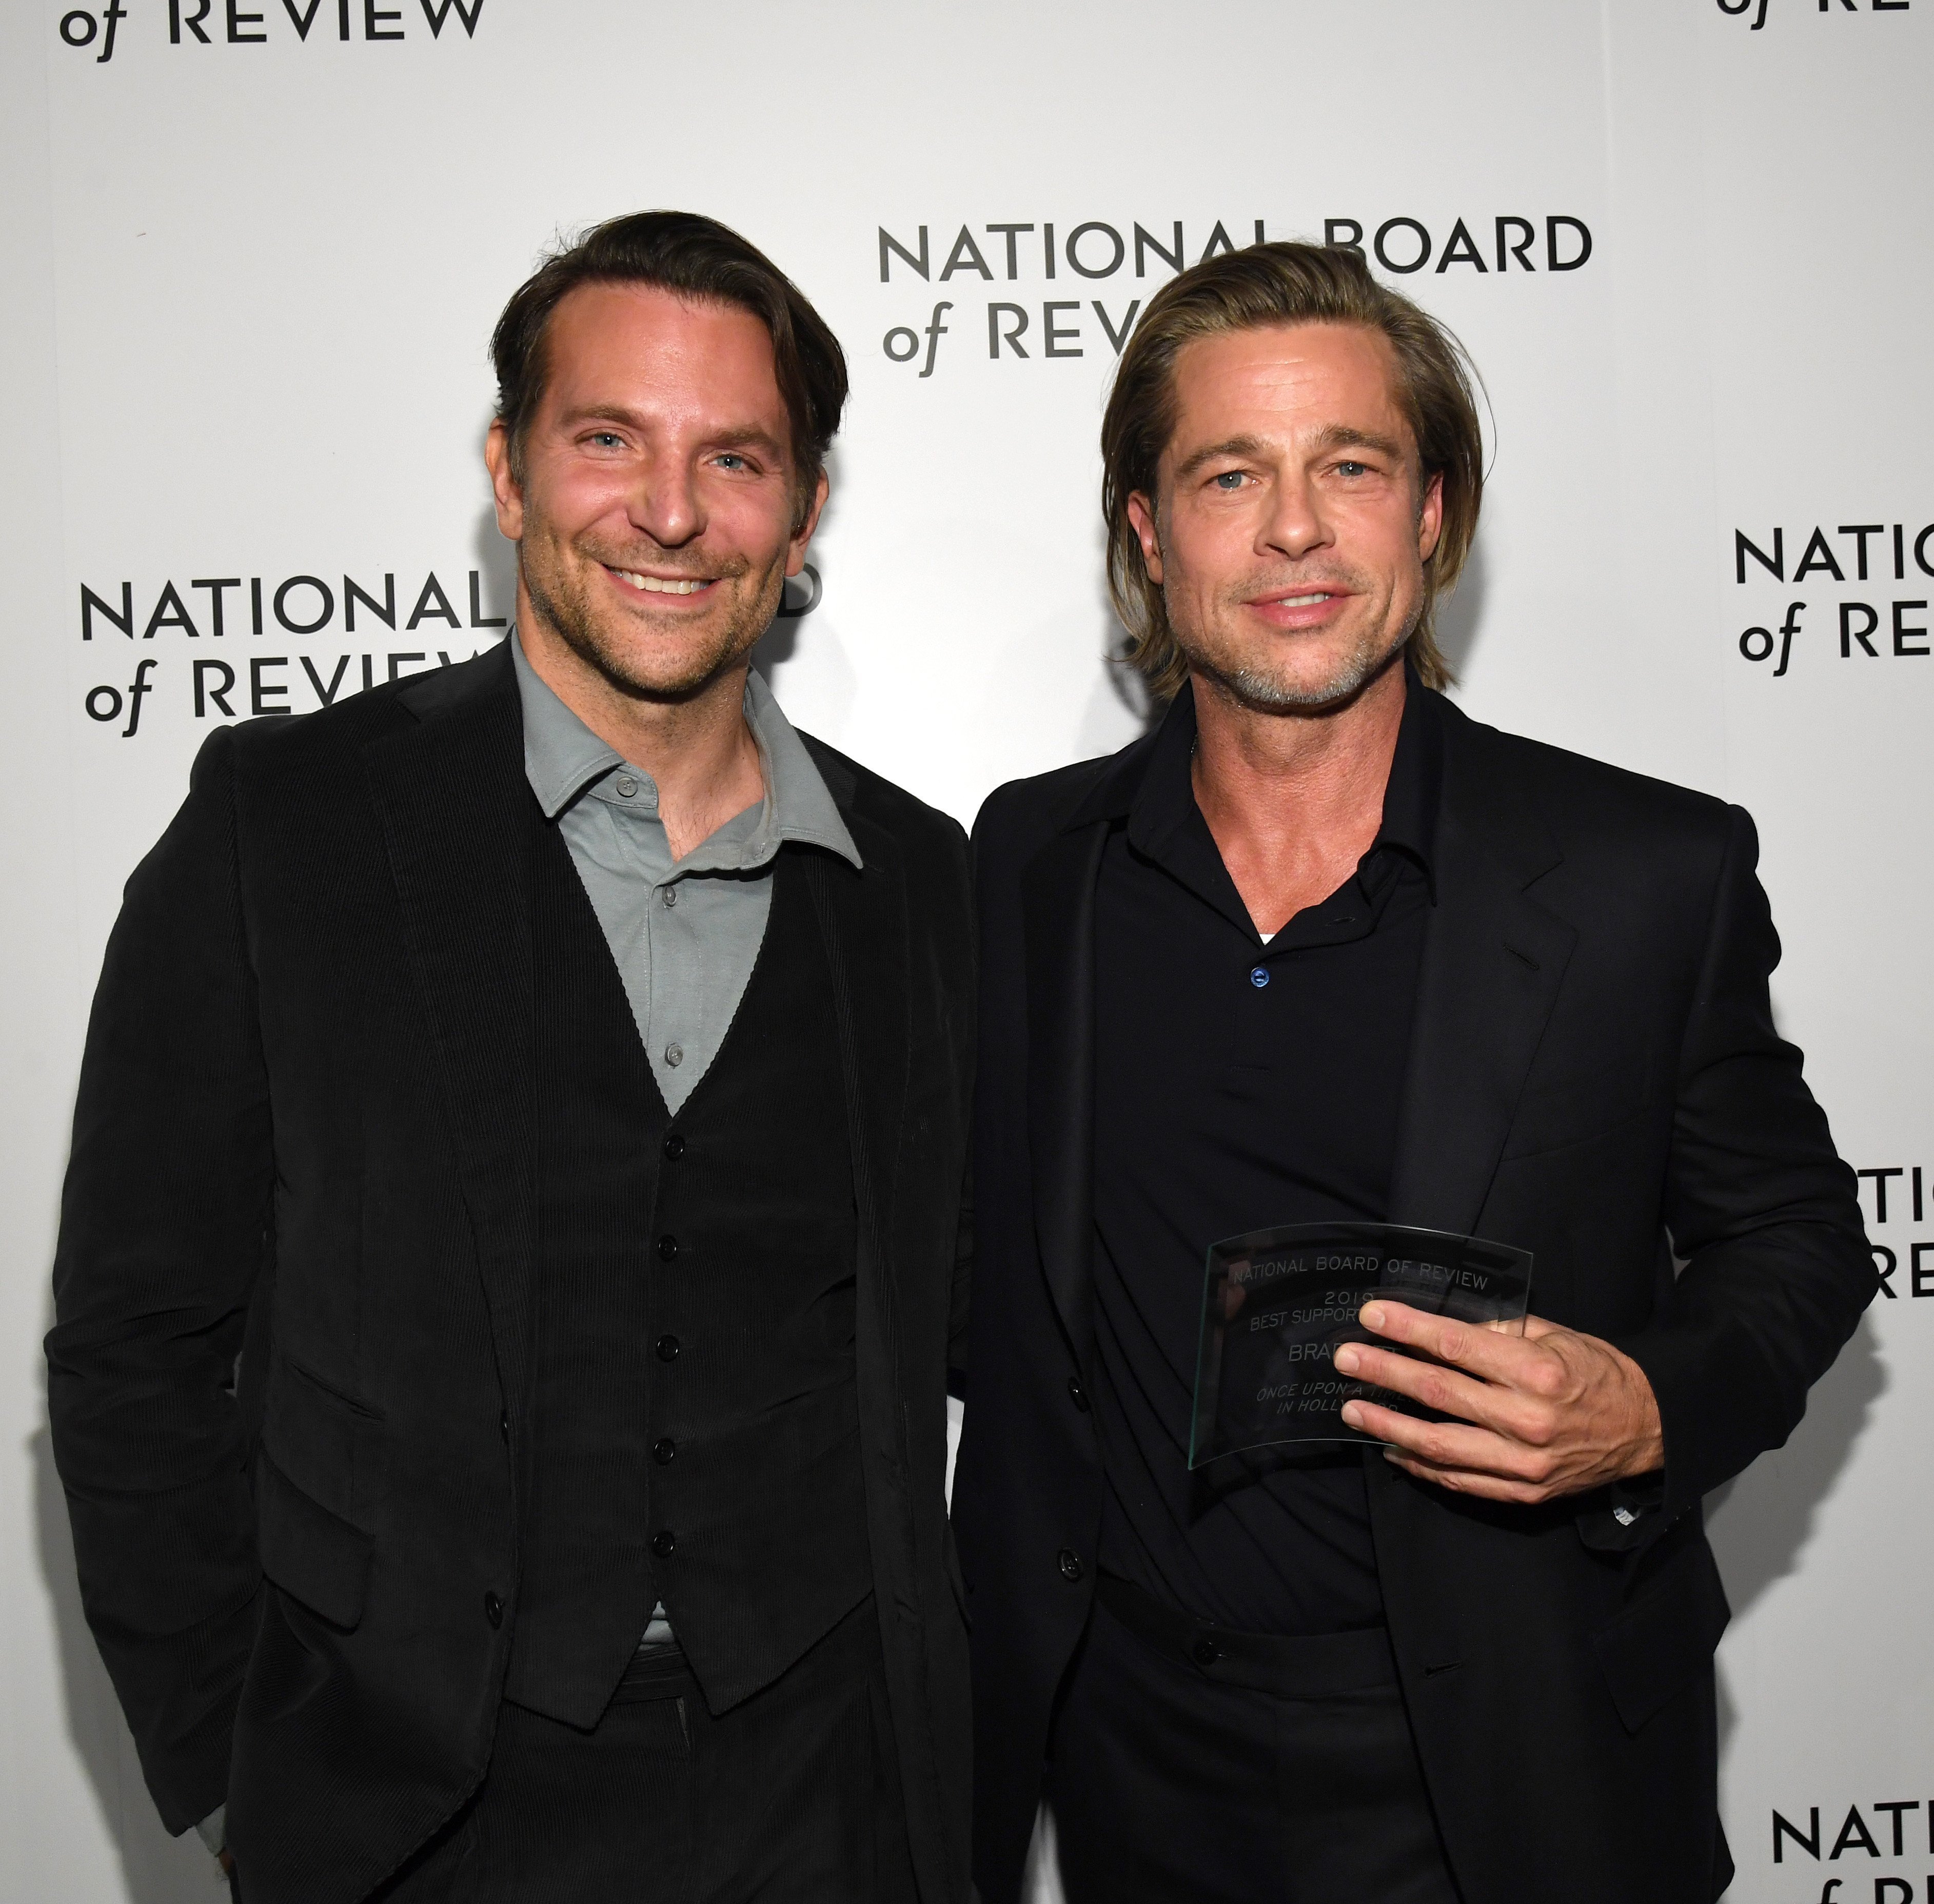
[663,1132,685,1161]
[655,1335,680,1363]
[1068,1377,1090,1413]
[651,1529,677,1559]
[656,1235,680,1262]
[499,1409,510,1443]
[1192,1637,1221,1667]
[652,1438,677,1466]
[1057,1547,1084,1583]
[483,1590,504,1629]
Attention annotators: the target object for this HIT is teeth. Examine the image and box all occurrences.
[616,570,707,595]
[1281,592,1330,607]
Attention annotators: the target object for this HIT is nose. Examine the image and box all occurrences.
[1260,469,1329,563]
[627,453,705,550]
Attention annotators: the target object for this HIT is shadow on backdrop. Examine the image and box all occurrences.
[470,500,518,644]
[33,1283,216,1904]
[1704,1309,1885,1768]
[1434,535,1487,687]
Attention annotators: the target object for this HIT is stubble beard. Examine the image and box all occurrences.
[1175,568,1419,717]
[520,521,779,704]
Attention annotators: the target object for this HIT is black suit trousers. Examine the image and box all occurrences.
[1048,1586,1461,1904]
[355,1598,915,1904]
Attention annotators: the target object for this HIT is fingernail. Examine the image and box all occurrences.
[1341,1402,1363,1427]
[1361,1304,1386,1330]
[1334,1345,1360,1374]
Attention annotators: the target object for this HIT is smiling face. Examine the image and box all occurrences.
[486,281,822,704]
[1127,321,1442,715]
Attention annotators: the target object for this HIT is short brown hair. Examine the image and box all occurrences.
[490,210,848,524]
[1100,241,1484,702]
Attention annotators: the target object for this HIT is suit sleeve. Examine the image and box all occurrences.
[45,725,270,1835]
[1616,804,1876,1522]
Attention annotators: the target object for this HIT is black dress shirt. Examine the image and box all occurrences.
[1090,672,1441,1636]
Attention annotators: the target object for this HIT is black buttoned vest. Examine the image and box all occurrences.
[501,828,871,1727]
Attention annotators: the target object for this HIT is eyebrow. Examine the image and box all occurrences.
[1310,423,1407,461]
[1172,423,1408,480]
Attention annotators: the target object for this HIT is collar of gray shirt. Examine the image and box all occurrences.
[510,629,862,876]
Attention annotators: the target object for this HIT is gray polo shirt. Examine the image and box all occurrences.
[511,632,860,1114]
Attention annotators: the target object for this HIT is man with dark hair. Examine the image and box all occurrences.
[47,210,973,1903]
[954,241,1872,1903]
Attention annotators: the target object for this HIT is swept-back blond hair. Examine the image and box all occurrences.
[1101,241,1484,702]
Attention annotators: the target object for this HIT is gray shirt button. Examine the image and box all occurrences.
[665,1043,684,1068]
[615,775,638,798]
[661,885,678,907]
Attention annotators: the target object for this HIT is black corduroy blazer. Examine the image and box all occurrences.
[46,642,976,1904]
[954,682,1874,1904]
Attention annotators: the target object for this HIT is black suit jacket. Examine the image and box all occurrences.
[46,643,975,1904]
[953,684,1873,1904]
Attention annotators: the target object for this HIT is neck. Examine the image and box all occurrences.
[1188,650,1409,938]
[517,589,764,862]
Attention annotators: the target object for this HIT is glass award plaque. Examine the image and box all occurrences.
[1188,1222,1533,1466]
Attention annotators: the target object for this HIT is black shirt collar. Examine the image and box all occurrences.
[1120,662,1442,900]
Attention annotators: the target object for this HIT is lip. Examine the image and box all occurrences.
[1244,586,1353,630]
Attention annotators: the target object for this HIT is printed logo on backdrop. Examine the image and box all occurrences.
[1851,1163,1934,1304]
[77,566,507,738]
[56,0,484,63]
[1718,0,1910,33]
[74,562,820,738]
[1768,1798,1934,1902]
[1732,522,1934,677]
[874,215,1594,376]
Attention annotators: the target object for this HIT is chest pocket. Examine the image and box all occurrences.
[1501,1036,1657,1162]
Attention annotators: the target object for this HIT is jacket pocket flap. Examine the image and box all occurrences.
[1592,1537,1730,1735]
[256,1446,373,1632]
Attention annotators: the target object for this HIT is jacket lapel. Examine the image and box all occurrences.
[795,743,915,1493]
[1020,820,1111,1369]
[1385,702,1576,1239]
[361,647,542,1440]
[796,745,912,1299]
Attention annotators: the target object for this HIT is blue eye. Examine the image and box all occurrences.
[1336,460,1368,477]
[1213,471,1245,489]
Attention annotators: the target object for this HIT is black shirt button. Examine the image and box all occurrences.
[652,1437,677,1466]
[1057,1547,1084,1583]
[483,1590,504,1629]
[656,1235,680,1262]
[1192,1637,1221,1667]
[663,1133,685,1161]
[652,1529,677,1559]
[1067,1377,1090,1413]
[655,1335,680,1363]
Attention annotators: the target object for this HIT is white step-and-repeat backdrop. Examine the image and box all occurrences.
[2,3,1926,1899]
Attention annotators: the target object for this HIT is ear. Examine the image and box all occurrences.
[484,420,524,541]
[1126,491,1164,585]
[786,468,831,577]
[1416,469,1445,565]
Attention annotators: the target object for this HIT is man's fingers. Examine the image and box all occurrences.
[1358,1301,1560,1387]
[1332,1339,1552,1444]
[1340,1397,1561,1487]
